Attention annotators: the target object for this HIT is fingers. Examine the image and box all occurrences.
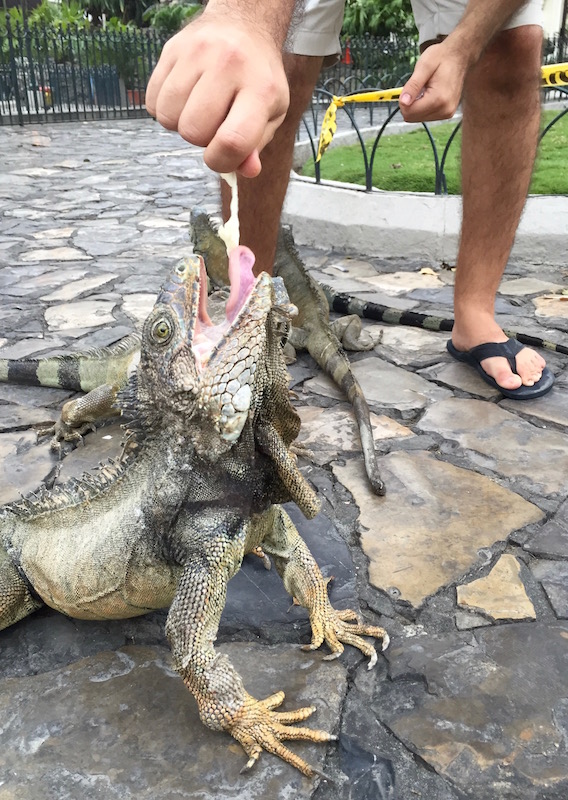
[399,44,466,123]
[145,17,289,176]
[203,89,287,175]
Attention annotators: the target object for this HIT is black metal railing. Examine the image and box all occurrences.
[0,18,168,125]
[299,83,568,194]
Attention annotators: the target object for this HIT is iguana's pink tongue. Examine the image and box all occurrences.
[226,245,256,322]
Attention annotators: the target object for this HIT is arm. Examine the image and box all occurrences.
[399,0,532,122]
[145,0,297,177]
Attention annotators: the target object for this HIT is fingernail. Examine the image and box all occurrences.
[400,93,412,105]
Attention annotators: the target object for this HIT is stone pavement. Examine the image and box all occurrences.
[1,120,568,800]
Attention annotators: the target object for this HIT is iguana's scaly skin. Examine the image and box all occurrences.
[0,251,387,777]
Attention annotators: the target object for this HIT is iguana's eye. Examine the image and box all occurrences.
[151,318,172,345]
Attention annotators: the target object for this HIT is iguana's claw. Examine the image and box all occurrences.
[230,691,335,777]
[304,606,389,669]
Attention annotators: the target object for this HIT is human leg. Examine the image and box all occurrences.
[451,23,548,393]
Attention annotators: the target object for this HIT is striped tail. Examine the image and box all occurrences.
[0,333,141,392]
[322,285,568,356]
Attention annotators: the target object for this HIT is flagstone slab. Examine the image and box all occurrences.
[530,560,568,618]
[332,451,542,606]
[371,325,447,368]
[524,499,568,558]
[305,357,451,416]
[20,246,92,263]
[0,337,67,360]
[45,300,117,331]
[40,273,117,302]
[500,379,568,427]
[380,622,568,799]
[456,555,536,621]
[357,270,445,295]
[15,267,90,291]
[32,227,75,240]
[320,257,378,280]
[533,295,568,319]
[0,433,56,505]
[499,277,565,296]
[122,293,159,327]
[417,398,568,495]
[0,644,346,800]
[296,404,413,466]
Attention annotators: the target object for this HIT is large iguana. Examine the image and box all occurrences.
[0,249,388,777]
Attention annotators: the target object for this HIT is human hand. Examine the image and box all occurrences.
[146,13,290,177]
[399,42,469,123]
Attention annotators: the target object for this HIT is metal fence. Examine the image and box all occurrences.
[0,19,168,125]
[0,23,421,127]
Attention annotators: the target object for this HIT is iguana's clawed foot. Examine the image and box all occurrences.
[305,604,389,669]
[329,316,379,352]
[251,545,271,570]
[230,691,336,777]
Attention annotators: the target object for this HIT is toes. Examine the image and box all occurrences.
[260,691,285,711]
[493,365,523,390]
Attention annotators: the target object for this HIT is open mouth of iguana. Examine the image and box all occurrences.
[191,245,271,370]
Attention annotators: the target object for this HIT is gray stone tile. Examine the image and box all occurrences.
[530,559,568,618]
[0,644,346,799]
[380,622,568,800]
[306,356,451,417]
[417,397,568,496]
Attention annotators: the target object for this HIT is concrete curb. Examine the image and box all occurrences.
[283,175,568,266]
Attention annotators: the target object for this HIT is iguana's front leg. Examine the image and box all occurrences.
[167,513,335,777]
[259,505,389,667]
[36,383,121,450]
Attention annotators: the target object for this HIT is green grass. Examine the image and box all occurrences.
[300,109,568,194]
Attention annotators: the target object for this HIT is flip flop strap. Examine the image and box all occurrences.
[468,339,523,375]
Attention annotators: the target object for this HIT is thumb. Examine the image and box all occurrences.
[400,54,435,107]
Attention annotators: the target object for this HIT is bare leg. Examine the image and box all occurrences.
[451,25,545,391]
[221,53,323,275]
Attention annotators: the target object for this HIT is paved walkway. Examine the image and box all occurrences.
[1,119,568,800]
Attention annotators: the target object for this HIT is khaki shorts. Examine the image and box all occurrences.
[288,0,543,57]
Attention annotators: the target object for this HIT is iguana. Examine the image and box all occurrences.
[0,249,388,778]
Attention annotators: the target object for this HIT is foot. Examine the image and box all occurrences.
[451,318,546,391]
[228,690,335,777]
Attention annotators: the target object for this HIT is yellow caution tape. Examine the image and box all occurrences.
[541,62,568,87]
[316,62,568,162]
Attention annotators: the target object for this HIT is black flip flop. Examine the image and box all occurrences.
[447,338,555,400]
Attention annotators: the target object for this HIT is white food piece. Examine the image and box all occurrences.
[218,172,240,254]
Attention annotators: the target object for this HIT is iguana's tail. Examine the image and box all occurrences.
[0,333,141,392]
[323,286,568,356]
[304,329,385,496]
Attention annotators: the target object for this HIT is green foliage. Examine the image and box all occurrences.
[77,1,151,26]
[301,109,568,195]
[143,2,201,35]
[343,0,416,36]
